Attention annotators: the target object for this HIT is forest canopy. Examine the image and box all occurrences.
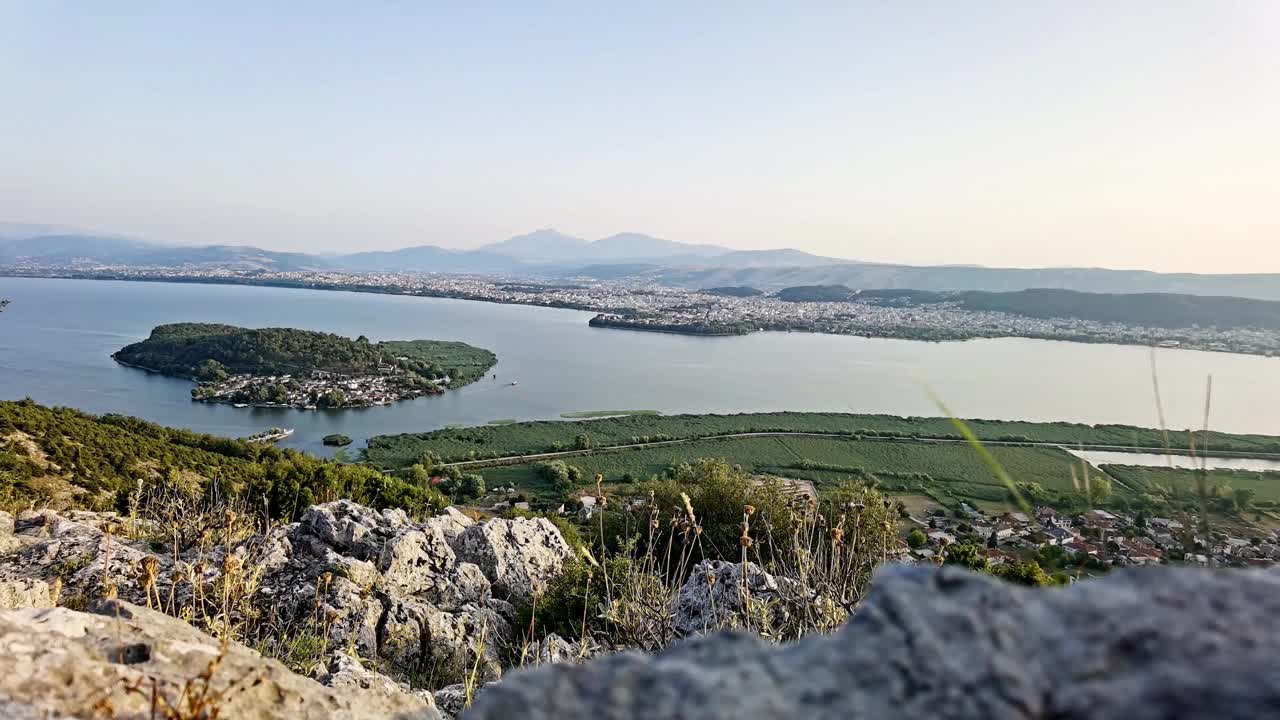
[113,323,496,383]
[0,399,448,520]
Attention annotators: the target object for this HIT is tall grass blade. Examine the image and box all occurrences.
[927,389,1032,516]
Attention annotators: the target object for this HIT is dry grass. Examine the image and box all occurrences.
[80,485,286,718]
[521,469,899,658]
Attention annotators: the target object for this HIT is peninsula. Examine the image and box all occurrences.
[113,323,497,409]
[16,265,1279,356]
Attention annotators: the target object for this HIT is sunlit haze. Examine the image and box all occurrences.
[2,2,1276,272]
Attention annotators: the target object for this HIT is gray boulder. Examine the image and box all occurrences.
[314,649,438,714]
[0,579,51,610]
[451,517,573,603]
[381,596,511,683]
[674,559,802,636]
[0,511,17,554]
[0,510,158,606]
[467,565,1280,720]
[434,683,470,719]
[0,599,439,719]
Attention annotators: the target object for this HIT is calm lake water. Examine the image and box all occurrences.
[2,277,1278,456]
[1066,450,1280,473]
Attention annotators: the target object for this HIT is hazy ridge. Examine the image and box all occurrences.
[4,227,1280,301]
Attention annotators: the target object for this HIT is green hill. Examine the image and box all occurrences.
[0,399,446,519]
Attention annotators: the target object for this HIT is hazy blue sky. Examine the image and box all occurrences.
[2,2,1276,271]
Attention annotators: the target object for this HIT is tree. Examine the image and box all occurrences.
[1234,488,1255,514]
[906,528,928,549]
[943,542,989,572]
[986,530,998,548]
[574,433,593,451]
[195,359,229,383]
[409,464,433,487]
[415,453,436,477]
[1086,475,1112,505]
[318,390,346,408]
[992,560,1056,587]
[456,473,486,501]
[535,461,576,497]
[1134,509,1147,529]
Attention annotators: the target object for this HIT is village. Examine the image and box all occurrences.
[463,474,1280,581]
[189,367,452,409]
[895,501,1280,574]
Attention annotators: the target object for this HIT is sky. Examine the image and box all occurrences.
[1,2,1276,272]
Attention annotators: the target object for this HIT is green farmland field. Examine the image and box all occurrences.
[365,411,1280,468]
[477,435,1092,506]
[1105,465,1280,504]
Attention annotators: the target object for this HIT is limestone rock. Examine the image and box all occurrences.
[378,528,460,595]
[467,565,1280,720]
[0,500,574,700]
[0,510,158,606]
[381,597,510,684]
[0,511,17,554]
[301,499,406,561]
[0,599,439,719]
[423,507,476,544]
[434,683,469,719]
[452,517,573,602]
[314,649,438,716]
[0,579,51,610]
[674,559,802,636]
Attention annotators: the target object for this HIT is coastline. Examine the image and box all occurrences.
[8,271,1278,359]
[111,353,478,412]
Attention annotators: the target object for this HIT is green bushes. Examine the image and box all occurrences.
[533,461,584,497]
[0,399,447,520]
[521,462,900,650]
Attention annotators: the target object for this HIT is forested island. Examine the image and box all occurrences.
[113,323,497,409]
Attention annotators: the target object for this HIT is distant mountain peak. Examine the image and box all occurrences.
[478,229,589,260]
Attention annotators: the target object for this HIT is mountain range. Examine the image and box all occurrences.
[3,225,1280,301]
[0,228,837,273]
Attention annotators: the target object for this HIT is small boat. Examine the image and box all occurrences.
[510,380,519,386]
[243,427,295,443]
[233,403,249,408]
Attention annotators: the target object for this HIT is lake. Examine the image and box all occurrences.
[1065,450,1280,473]
[2,277,1278,456]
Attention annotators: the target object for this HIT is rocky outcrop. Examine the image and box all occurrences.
[451,516,574,603]
[467,565,1280,720]
[0,500,575,700]
[0,579,51,610]
[0,598,439,719]
[260,501,569,682]
[0,511,19,554]
[674,559,801,636]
